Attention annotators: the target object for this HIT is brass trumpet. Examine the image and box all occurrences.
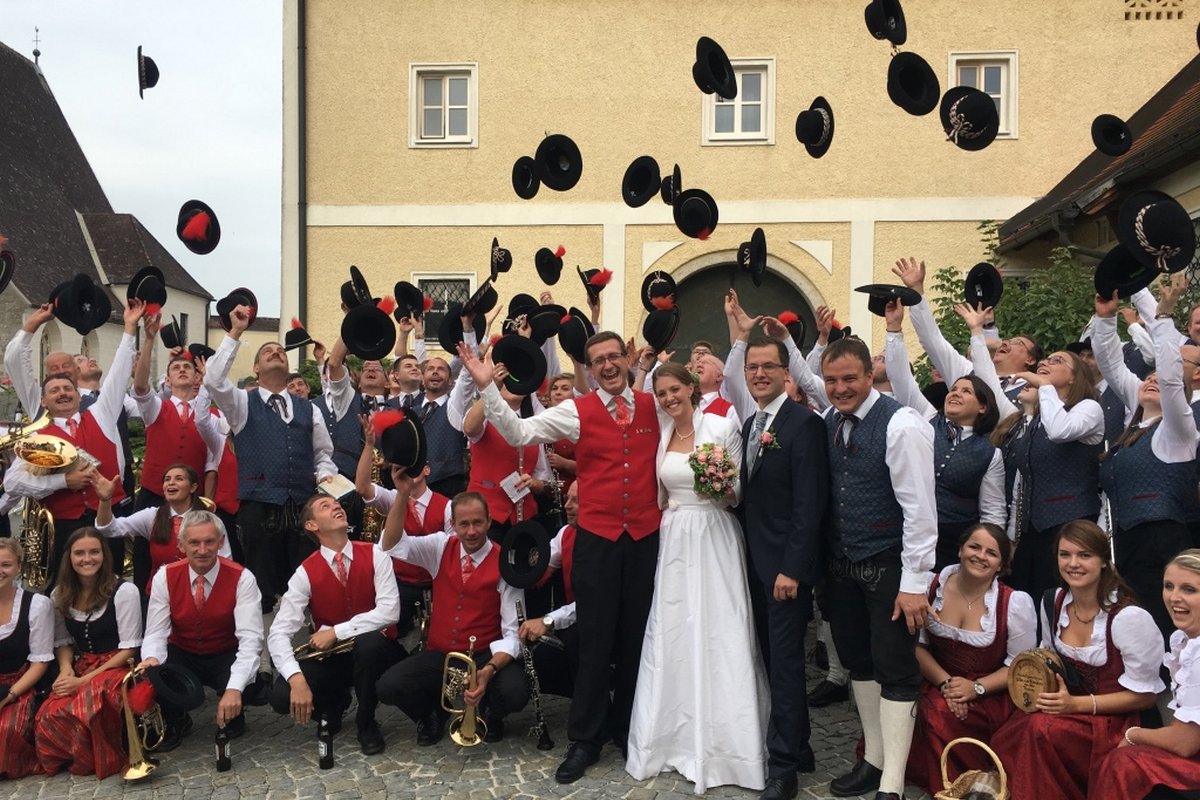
[441,635,487,746]
[121,659,165,781]
[293,636,357,661]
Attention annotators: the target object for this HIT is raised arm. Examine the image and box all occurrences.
[202,309,251,433]
[883,300,935,420]
[893,257,973,384]
[956,303,1018,420]
[1091,292,1141,413]
[5,305,55,415]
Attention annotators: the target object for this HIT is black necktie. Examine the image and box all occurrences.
[835,412,858,449]
[362,395,377,414]
[945,420,963,444]
[402,393,414,410]
[268,393,286,419]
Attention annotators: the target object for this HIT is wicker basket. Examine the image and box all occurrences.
[934,737,1008,800]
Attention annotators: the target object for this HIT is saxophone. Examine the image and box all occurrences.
[358,449,385,543]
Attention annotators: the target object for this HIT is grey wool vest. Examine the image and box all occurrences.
[419,399,466,484]
[932,417,996,526]
[1012,416,1101,532]
[827,394,905,561]
[1098,420,1198,531]
[313,394,364,479]
[234,392,317,505]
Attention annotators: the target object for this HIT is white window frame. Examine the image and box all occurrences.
[948,51,1019,139]
[408,63,479,149]
[701,57,776,146]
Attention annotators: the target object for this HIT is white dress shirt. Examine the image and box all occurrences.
[544,525,577,631]
[53,580,143,650]
[0,587,54,662]
[131,386,225,470]
[142,561,263,691]
[365,484,453,532]
[268,540,400,681]
[1166,630,1200,725]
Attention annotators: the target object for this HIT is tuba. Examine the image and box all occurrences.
[19,498,54,591]
[441,635,487,746]
[121,659,165,781]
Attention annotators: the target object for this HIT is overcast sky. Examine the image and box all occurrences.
[2,0,284,315]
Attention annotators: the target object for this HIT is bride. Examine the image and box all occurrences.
[626,362,769,794]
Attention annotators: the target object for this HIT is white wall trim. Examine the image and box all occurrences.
[848,219,876,335]
[642,241,684,272]
[790,240,833,274]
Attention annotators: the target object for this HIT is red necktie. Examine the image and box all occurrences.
[178,401,193,423]
[192,575,206,612]
[613,396,631,432]
[333,552,349,586]
[461,554,475,582]
[171,516,183,546]
[66,417,80,438]
[405,499,423,534]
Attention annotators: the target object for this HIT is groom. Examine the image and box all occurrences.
[739,337,829,800]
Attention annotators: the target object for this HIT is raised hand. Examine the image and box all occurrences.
[759,315,788,340]
[456,341,495,390]
[815,305,837,343]
[1094,290,1119,319]
[953,302,991,335]
[22,303,55,333]
[891,257,927,295]
[123,298,146,332]
[884,298,905,332]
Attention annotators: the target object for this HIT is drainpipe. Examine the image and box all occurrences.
[297,0,309,360]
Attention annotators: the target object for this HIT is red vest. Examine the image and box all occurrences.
[140,400,208,491]
[165,557,241,655]
[302,541,395,638]
[427,537,501,654]
[575,391,661,540]
[926,575,1011,678]
[38,414,125,519]
[560,525,576,604]
[391,491,449,585]
[147,517,185,595]
[1051,589,1128,696]
[703,396,733,418]
[214,439,240,514]
[467,424,540,525]
[551,439,576,494]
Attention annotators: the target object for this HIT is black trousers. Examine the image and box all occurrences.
[160,644,240,730]
[1116,519,1191,646]
[827,550,921,702]
[1009,522,1071,604]
[376,649,530,723]
[269,631,406,729]
[214,507,244,565]
[238,499,313,613]
[568,526,659,750]
[530,624,580,698]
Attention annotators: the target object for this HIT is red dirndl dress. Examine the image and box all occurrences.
[0,590,47,779]
[991,591,1143,800]
[906,576,1018,794]
[34,593,132,779]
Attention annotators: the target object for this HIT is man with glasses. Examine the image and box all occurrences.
[459,331,660,785]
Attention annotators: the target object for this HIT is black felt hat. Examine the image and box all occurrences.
[377,409,428,478]
[864,0,907,46]
[51,274,112,337]
[498,520,552,589]
[1117,190,1197,274]
[535,245,565,285]
[146,663,205,712]
[492,334,549,395]
[177,200,220,255]
[437,302,487,352]
[462,280,498,318]
[737,228,768,287]
[341,298,397,360]
[508,293,540,320]
[778,311,806,345]
[673,188,719,240]
[346,265,373,307]
[1065,338,1094,356]
[393,281,429,321]
[160,315,184,350]
[284,317,313,351]
[693,36,738,101]
[0,249,13,297]
[490,237,513,282]
[137,46,159,99]
[827,323,852,343]
[1094,243,1157,299]
[1092,114,1133,157]
[577,265,613,305]
[887,51,940,116]
[641,270,677,313]
[643,305,681,354]
[528,303,566,346]
[856,283,921,317]
[622,156,661,208]
[512,155,541,199]
[535,134,583,192]
[660,163,682,206]
[940,86,1000,152]
[795,96,835,158]
[127,266,167,310]
[558,307,595,364]
[188,343,216,361]
[216,287,258,332]
[964,262,1004,309]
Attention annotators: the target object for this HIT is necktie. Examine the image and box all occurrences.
[362,395,377,414]
[171,515,183,542]
[192,575,206,612]
[835,412,858,449]
[461,554,475,582]
[268,393,287,420]
[945,420,963,444]
[178,401,193,423]
[402,393,414,410]
[747,410,768,472]
[333,552,349,586]
[66,417,80,438]
[405,499,423,534]
[613,396,631,432]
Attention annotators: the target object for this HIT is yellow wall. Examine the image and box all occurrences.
[206,325,281,384]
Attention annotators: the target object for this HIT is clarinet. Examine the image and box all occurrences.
[515,599,554,750]
[544,444,563,517]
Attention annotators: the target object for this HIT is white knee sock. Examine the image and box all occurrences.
[879,697,917,795]
[820,621,849,685]
[851,680,883,768]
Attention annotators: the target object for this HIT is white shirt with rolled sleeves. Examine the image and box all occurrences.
[543,525,577,631]
[202,334,337,481]
[267,541,400,681]
[53,580,144,650]
[388,531,522,659]
[1040,591,1166,695]
[0,587,54,662]
[142,561,263,692]
[821,388,939,595]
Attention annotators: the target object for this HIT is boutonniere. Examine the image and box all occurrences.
[759,431,780,451]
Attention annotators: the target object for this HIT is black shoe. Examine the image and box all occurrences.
[416,713,445,746]
[483,717,505,743]
[761,774,799,800]
[244,671,273,707]
[873,794,901,800]
[807,679,850,708]
[357,721,386,755]
[224,712,246,739]
[555,742,600,784]
[155,714,193,753]
[830,760,882,797]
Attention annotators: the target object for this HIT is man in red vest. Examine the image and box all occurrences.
[266,495,403,755]
[376,490,529,746]
[460,331,661,784]
[138,510,263,749]
[520,480,580,698]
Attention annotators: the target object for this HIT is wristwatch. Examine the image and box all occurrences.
[973,681,985,697]
[541,615,554,630]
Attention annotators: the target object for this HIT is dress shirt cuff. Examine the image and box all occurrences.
[547,604,575,630]
[226,669,252,693]
[900,568,933,595]
[277,661,301,682]
[489,637,521,660]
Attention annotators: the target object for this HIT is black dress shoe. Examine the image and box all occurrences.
[761,774,799,800]
[483,717,505,743]
[357,721,386,755]
[830,760,883,797]
[555,742,600,784]
[807,679,850,708]
[416,713,445,746]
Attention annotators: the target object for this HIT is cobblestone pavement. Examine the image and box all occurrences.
[0,675,939,800]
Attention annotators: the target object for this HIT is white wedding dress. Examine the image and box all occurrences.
[625,445,769,794]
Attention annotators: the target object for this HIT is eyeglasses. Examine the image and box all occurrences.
[743,363,785,374]
[588,353,625,367]
[1040,355,1069,367]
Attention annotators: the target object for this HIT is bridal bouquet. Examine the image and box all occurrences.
[689,442,738,500]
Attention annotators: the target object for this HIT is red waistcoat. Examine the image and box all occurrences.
[392,491,450,585]
[926,575,1012,678]
[427,537,501,654]
[302,541,394,638]
[147,519,185,595]
[703,396,733,417]
[213,438,240,514]
[1051,589,1128,695]
[560,525,577,604]
[467,424,540,525]
[575,391,661,540]
[140,400,208,491]
[165,557,241,655]
[551,439,576,494]
[38,414,125,519]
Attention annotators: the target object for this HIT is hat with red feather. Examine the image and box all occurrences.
[284,317,313,351]
[126,266,167,315]
[558,306,595,364]
[777,310,806,345]
[215,287,258,332]
[374,408,428,478]
[535,245,566,285]
[393,281,430,321]
[640,270,676,313]
[577,265,612,305]
[176,200,220,255]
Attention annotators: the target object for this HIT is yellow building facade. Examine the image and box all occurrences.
[282,0,1197,357]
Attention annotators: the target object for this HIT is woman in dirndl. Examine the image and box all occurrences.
[0,537,54,778]
[1089,548,1200,798]
[905,523,1036,794]
[991,520,1164,800]
[34,527,143,778]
